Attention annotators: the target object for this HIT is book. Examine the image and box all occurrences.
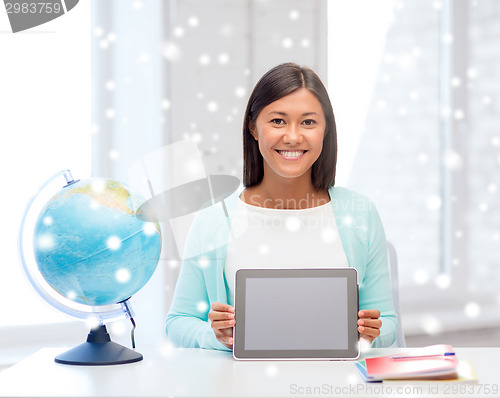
[384,361,478,385]
[357,345,473,382]
[356,359,478,384]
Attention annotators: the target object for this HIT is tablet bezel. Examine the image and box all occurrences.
[233,268,359,360]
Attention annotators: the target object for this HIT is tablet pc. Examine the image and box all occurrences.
[233,268,359,360]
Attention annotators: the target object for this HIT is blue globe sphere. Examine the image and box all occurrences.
[33,178,161,306]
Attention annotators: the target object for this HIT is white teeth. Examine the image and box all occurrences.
[278,150,305,158]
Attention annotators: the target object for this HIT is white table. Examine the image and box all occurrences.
[0,347,498,397]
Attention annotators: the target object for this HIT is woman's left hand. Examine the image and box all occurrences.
[357,309,382,344]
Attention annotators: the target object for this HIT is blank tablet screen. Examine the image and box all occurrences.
[244,277,347,350]
[233,268,359,360]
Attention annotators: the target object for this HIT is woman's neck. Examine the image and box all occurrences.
[242,177,330,209]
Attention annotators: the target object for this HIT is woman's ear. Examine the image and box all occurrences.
[248,120,258,141]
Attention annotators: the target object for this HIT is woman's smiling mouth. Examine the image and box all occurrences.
[276,149,308,160]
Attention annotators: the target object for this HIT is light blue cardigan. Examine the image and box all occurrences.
[165,186,397,350]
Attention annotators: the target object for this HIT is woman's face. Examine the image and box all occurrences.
[250,88,326,184]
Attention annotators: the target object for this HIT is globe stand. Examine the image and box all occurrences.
[55,325,143,366]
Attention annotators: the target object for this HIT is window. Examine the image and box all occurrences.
[329,0,441,286]
[0,2,91,327]
[328,0,500,334]
[467,0,500,294]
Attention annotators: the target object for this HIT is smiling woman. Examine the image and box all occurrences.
[243,63,337,193]
[244,88,329,209]
[166,63,398,351]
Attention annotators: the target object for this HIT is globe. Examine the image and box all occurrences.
[33,178,161,306]
[18,170,162,366]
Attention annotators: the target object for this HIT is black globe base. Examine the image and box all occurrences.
[55,325,143,366]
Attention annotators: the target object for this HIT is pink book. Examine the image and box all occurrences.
[365,345,459,380]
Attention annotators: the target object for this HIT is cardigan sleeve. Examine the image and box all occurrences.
[359,201,398,348]
[165,210,231,351]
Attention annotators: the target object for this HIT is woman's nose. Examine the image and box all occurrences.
[283,125,302,144]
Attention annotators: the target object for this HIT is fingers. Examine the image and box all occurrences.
[214,328,234,348]
[358,309,382,342]
[358,309,380,319]
[357,320,382,338]
[357,318,382,329]
[208,302,235,349]
[211,302,235,313]
[211,318,235,330]
[208,302,235,325]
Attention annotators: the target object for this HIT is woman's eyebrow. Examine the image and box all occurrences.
[267,111,287,117]
[267,111,319,117]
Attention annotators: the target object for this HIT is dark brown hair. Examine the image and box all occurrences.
[242,63,337,190]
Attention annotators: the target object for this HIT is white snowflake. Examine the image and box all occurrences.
[259,245,270,255]
[487,183,497,193]
[107,236,122,250]
[467,67,478,79]
[442,33,453,44]
[162,99,171,110]
[115,268,131,283]
[426,195,442,211]
[37,234,55,250]
[289,10,299,20]
[142,222,157,236]
[478,202,488,212]
[265,365,278,377]
[284,216,300,232]
[188,16,199,27]
[105,108,115,119]
[412,268,429,285]
[282,38,293,48]
[464,302,480,318]
[99,39,110,50]
[235,87,246,98]
[218,53,229,64]
[109,149,119,160]
[163,42,181,62]
[197,301,209,313]
[418,153,428,164]
[433,1,443,10]
[421,314,442,335]
[173,26,184,37]
[443,150,463,170]
[435,274,451,289]
[453,109,465,120]
[451,76,461,87]
[207,101,218,113]
[199,54,210,66]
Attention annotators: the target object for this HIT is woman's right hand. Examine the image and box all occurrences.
[208,302,235,349]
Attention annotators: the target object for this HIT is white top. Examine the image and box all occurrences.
[225,197,349,305]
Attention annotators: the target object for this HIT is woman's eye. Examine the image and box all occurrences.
[270,118,285,125]
[302,119,317,126]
